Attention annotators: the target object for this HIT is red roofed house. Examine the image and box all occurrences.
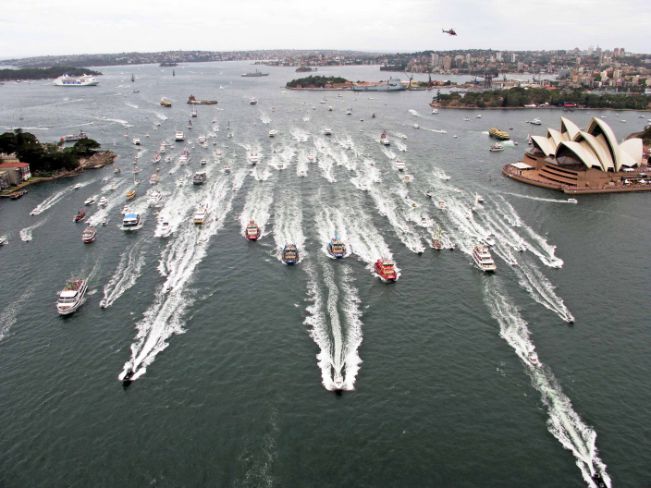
[0,162,31,188]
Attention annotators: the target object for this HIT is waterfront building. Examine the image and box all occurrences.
[0,162,31,186]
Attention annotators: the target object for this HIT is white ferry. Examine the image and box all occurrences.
[56,279,88,315]
[53,74,99,87]
[175,131,185,142]
[472,244,497,273]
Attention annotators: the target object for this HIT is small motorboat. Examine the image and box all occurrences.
[268,129,279,137]
[158,220,172,238]
[327,237,347,259]
[437,200,447,210]
[121,212,141,231]
[73,209,86,223]
[121,368,135,387]
[223,165,231,174]
[149,173,160,185]
[98,197,108,208]
[380,130,390,146]
[374,259,398,282]
[248,152,259,165]
[394,159,406,172]
[528,351,541,368]
[245,220,261,241]
[567,198,578,204]
[82,225,96,243]
[132,137,141,145]
[281,244,299,265]
[152,152,161,164]
[56,278,88,316]
[84,196,96,206]
[0,235,8,246]
[175,131,185,142]
[489,143,505,152]
[200,159,207,166]
[113,167,121,174]
[323,128,333,136]
[193,206,207,225]
[73,183,82,190]
[333,371,345,391]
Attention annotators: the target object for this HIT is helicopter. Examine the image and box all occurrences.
[442,28,457,36]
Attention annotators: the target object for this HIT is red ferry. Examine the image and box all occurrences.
[374,259,398,282]
[245,220,261,241]
[74,209,86,223]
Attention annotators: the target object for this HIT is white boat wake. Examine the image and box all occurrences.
[19,219,46,242]
[273,189,305,263]
[484,280,609,488]
[239,181,275,238]
[0,287,32,342]
[100,240,147,309]
[119,172,246,383]
[29,179,95,215]
[503,191,579,204]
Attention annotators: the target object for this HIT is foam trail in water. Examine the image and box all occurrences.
[514,259,575,323]
[30,179,96,215]
[296,150,309,177]
[119,172,246,383]
[100,240,147,308]
[0,287,32,342]
[273,190,305,263]
[19,219,46,242]
[239,181,274,237]
[338,265,364,389]
[483,280,609,487]
[503,191,578,204]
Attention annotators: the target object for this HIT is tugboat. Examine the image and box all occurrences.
[327,237,347,259]
[281,244,299,265]
[73,209,86,223]
[472,244,497,273]
[56,278,88,316]
[380,130,390,146]
[374,259,398,282]
[81,225,96,243]
[245,220,261,241]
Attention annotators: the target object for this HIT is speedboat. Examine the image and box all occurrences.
[84,196,96,206]
[132,137,141,145]
[281,244,299,265]
[73,209,86,223]
[245,220,261,241]
[529,118,542,125]
[374,259,398,282]
[0,235,7,246]
[193,206,207,225]
[73,183,82,190]
[120,367,135,387]
[413,123,420,129]
[81,225,96,243]
[248,152,260,165]
[323,128,333,136]
[121,212,141,231]
[394,159,406,172]
[158,219,172,238]
[567,198,578,204]
[333,371,345,391]
[327,237,346,258]
[56,279,88,315]
[528,351,541,368]
[380,130,390,146]
[472,244,497,273]
[192,171,207,185]
[432,108,439,114]
[489,143,504,152]
[175,130,185,142]
[249,97,258,105]
[268,129,278,137]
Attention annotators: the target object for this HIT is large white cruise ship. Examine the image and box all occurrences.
[53,74,99,87]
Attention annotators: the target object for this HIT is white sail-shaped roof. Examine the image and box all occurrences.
[531,135,556,156]
[557,141,603,170]
[574,131,614,171]
[619,138,643,167]
[561,117,581,140]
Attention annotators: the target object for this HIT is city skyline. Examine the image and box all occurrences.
[1,0,648,58]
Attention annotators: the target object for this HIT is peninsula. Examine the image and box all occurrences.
[0,66,101,82]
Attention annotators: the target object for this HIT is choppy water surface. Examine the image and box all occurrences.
[1,63,649,488]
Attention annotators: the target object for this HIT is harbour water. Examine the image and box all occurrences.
[1,62,649,487]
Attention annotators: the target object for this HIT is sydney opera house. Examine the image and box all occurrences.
[503,117,649,193]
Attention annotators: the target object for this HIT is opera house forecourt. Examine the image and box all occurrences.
[503,117,649,194]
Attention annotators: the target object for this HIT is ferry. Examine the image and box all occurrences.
[59,131,88,143]
[489,142,505,152]
[122,212,141,231]
[53,74,98,87]
[380,130,390,146]
[160,97,172,108]
[241,70,269,77]
[175,131,185,142]
[245,220,261,241]
[488,127,510,140]
[73,209,86,223]
[126,189,136,201]
[327,237,347,258]
[193,206,207,225]
[394,159,406,172]
[374,259,398,282]
[472,244,497,273]
[81,225,96,243]
[192,171,207,185]
[56,279,88,315]
[268,129,278,137]
[281,244,299,265]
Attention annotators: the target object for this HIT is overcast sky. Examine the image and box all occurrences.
[1,0,648,58]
